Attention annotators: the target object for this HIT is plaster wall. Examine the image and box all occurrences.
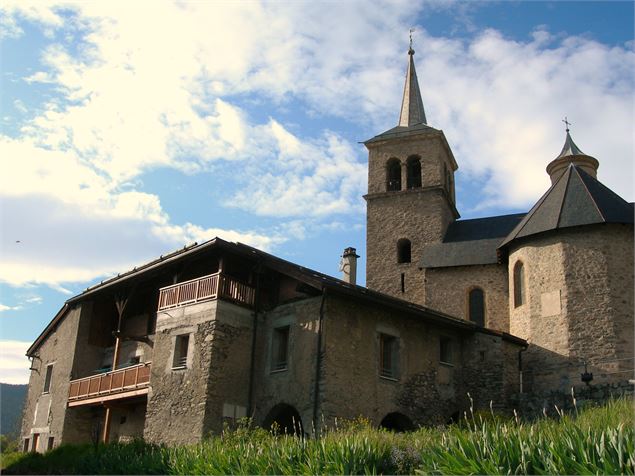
[20,305,83,451]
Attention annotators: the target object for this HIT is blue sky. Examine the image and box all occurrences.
[1,1,633,383]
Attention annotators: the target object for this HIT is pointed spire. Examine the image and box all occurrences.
[546,119,598,184]
[556,117,585,158]
[398,38,427,127]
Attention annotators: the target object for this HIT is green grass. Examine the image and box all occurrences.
[3,398,633,475]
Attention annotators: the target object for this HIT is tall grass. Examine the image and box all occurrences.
[3,398,633,475]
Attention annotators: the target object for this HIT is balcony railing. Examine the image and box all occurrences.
[68,362,151,405]
[157,272,255,310]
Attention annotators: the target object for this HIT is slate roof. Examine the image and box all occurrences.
[364,122,440,144]
[499,164,634,250]
[420,213,525,268]
[27,237,527,356]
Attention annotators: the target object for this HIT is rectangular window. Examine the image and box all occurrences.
[440,337,453,365]
[32,433,39,452]
[271,326,290,372]
[43,364,53,393]
[379,333,399,379]
[172,334,190,369]
[23,438,29,452]
[47,436,54,451]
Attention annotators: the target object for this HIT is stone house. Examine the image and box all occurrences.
[20,46,633,451]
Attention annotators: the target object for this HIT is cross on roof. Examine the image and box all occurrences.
[562,116,572,132]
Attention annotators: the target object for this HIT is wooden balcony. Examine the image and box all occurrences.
[68,362,151,407]
[157,272,255,311]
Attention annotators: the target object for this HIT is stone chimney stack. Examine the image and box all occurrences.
[340,247,360,285]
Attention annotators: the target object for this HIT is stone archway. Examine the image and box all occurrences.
[262,403,303,435]
[379,412,414,432]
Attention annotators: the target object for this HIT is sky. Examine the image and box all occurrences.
[1,1,633,384]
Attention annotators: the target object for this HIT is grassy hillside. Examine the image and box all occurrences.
[1,383,27,438]
[3,398,633,475]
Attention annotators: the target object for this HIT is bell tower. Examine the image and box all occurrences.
[364,44,459,303]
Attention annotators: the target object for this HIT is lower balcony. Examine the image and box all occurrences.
[68,362,151,407]
[157,272,255,311]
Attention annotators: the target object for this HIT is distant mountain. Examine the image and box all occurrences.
[1,383,27,438]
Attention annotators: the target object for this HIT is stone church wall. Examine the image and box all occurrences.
[424,263,510,331]
[508,224,634,393]
[365,134,455,304]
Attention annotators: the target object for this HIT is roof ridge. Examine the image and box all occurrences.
[555,165,574,228]
[573,165,607,222]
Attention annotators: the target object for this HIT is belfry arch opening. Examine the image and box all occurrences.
[397,239,411,264]
[379,412,414,432]
[386,158,401,191]
[406,156,422,189]
[262,403,303,436]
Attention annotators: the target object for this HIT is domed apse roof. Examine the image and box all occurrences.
[499,164,634,251]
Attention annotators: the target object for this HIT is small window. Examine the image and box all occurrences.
[172,334,190,369]
[271,326,290,372]
[513,261,525,307]
[386,159,401,191]
[47,436,54,451]
[400,273,405,293]
[43,364,53,393]
[379,333,399,379]
[32,433,39,452]
[397,239,411,264]
[468,288,485,327]
[440,337,453,365]
[406,156,422,189]
[23,438,29,452]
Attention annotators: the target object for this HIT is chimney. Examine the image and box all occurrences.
[340,247,360,285]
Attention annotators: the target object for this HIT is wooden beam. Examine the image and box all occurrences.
[102,407,112,443]
[68,388,149,408]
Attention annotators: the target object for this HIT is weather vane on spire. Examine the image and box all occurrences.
[562,116,572,132]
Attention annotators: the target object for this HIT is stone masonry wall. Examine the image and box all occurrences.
[321,295,478,428]
[509,224,634,393]
[21,304,83,451]
[365,133,456,305]
[251,297,322,433]
[144,301,219,445]
[145,299,254,443]
[424,264,510,332]
[512,381,634,419]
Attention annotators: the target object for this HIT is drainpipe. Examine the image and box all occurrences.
[246,265,262,420]
[312,287,327,437]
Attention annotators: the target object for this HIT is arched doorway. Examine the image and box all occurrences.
[379,412,414,432]
[262,403,303,435]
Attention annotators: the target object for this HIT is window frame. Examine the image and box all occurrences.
[43,364,53,394]
[397,239,412,264]
[379,332,399,380]
[172,334,190,370]
[513,261,526,308]
[439,337,454,366]
[271,325,290,373]
[467,287,485,327]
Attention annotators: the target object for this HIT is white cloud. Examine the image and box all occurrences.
[0,304,22,312]
[0,2,632,290]
[0,340,30,384]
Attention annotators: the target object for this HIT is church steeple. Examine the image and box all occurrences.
[398,43,427,127]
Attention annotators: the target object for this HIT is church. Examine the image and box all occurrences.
[20,46,633,450]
